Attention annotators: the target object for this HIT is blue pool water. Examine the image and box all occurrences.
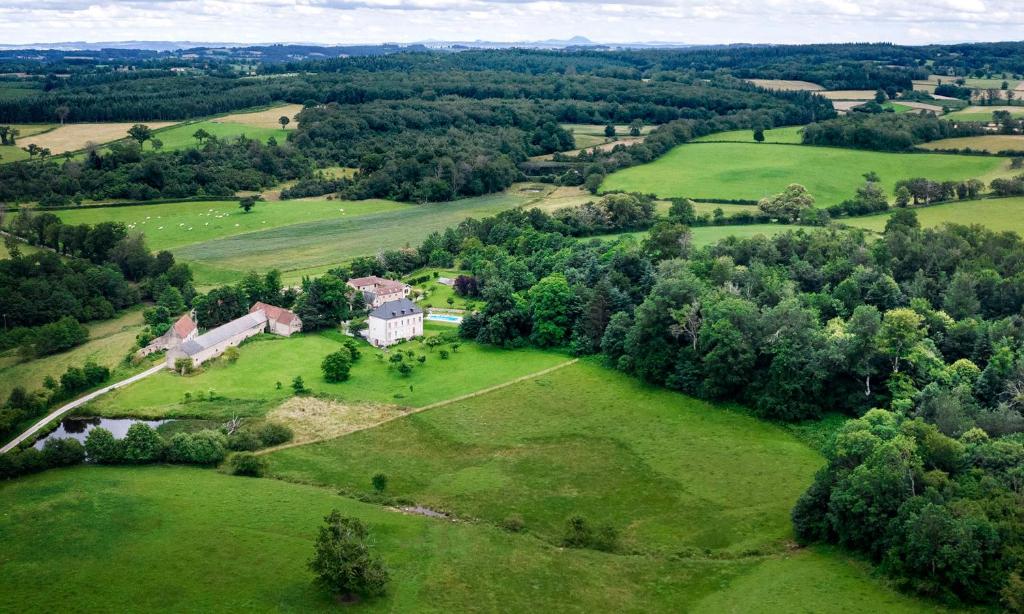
[427,314,463,323]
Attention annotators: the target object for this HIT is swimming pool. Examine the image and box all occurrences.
[427,313,463,323]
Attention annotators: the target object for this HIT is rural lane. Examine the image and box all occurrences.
[0,363,166,454]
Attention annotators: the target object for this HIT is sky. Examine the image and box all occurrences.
[0,0,1022,47]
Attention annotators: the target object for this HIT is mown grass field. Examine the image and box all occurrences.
[22,122,177,154]
[269,360,821,555]
[844,196,1024,235]
[560,123,654,149]
[920,134,1024,153]
[55,198,405,253]
[88,332,569,419]
[943,106,1024,122]
[0,465,951,613]
[0,307,146,401]
[145,120,288,151]
[600,142,1009,205]
[0,123,56,163]
[746,79,823,91]
[694,126,804,144]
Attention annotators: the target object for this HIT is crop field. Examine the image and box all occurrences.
[600,142,1009,205]
[844,196,1024,235]
[0,308,146,401]
[943,106,1024,122]
[171,191,537,285]
[0,123,57,163]
[56,198,404,253]
[20,122,177,154]
[216,103,303,129]
[269,359,821,554]
[87,332,569,419]
[820,90,876,100]
[694,126,804,144]
[920,134,1024,153]
[746,79,824,91]
[0,466,950,612]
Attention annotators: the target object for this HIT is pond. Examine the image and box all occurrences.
[33,417,168,450]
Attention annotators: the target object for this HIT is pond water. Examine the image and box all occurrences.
[33,417,168,449]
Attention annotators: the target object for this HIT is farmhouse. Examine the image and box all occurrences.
[365,298,423,347]
[347,275,411,307]
[138,313,197,357]
[250,302,302,336]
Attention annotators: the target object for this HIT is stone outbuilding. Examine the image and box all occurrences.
[347,276,412,308]
[166,311,268,370]
[138,313,197,357]
[250,302,302,336]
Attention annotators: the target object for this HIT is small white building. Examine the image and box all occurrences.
[166,311,268,369]
[366,299,423,348]
[250,302,302,336]
[347,276,412,308]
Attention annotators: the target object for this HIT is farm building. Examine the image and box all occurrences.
[166,311,268,369]
[347,275,411,307]
[138,313,197,357]
[250,302,302,336]
[365,298,423,347]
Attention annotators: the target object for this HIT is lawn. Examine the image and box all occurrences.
[600,142,1009,205]
[943,106,1024,122]
[145,120,288,151]
[694,126,804,144]
[920,134,1024,153]
[0,466,950,612]
[170,191,536,286]
[844,197,1024,235]
[268,360,821,555]
[55,198,405,253]
[0,307,146,401]
[87,332,569,419]
[404,268,474,310]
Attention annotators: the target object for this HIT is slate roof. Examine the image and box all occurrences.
[180,311,267,356]
[369,298,422,320]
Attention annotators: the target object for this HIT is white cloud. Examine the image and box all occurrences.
[0,0,1022,44]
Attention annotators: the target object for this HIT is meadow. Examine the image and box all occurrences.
[21,122,177,154]
[694,126,804,144]
[0,465,951,613]
[746,79,823,91]
[920,134,1024,153]
[843,196,1024,235]
[943,106,1024,122]
[0,123,56,163]
[0,307,146,401]
[600,142,1009,205]
[145,120,288,152]
[560,123,654,149]
[87,332,569,419]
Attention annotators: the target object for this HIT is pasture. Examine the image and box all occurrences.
[87,332,569,419]
[216,103,303,129]
[820,90,876,100]
[920,134,1024,153]
[0,123,56,163]
[0,308,146,401]
[943,106,1024,122]
[600,142,1009,205]
[21,122,177,154]
[746,79,823,91]
[844,196,1024,235]
[145,120,288,151]
[694,126,804,144]
[0,466,951,612]
[560,123,654,149]
[269,359,822,554]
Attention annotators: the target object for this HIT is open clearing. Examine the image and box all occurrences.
[87,332,569,419]
[920,134,1024,153]
[269,360,822,554]
[0,466,950,612]
[21,122,177,154]
[943,106,1024,122]
[0,123,57,163]
[216,103,303,129]
[600,142,1009,205]
[145,120,288,151]
[560,123,655,149]
[844,196,1024,235]
[694,126,804,144]
[746,79,823,91]
[820,90,876,100]
[0,307,146,401]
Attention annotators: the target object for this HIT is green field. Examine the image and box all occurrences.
[56,198,405,253]
[694,126,804,144]
[920,134,1024,153]
[88,332,569,419]
[269,360,821,554]
[600,142,1009,205]
[882,102,913,113]
[845,197,1024,235]
[146,120,289,151]
[0,465,950,612]
[404,268,474,310]
[0,308,146,401]
[943,107,1024,122]
[0,123,56,163]
[561,123,654,149]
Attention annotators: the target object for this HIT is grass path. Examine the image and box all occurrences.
[258,358,580,455]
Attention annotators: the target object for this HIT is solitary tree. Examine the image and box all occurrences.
[55,104,71,125]
[628,118,643,137]
[321,347,353,383]
[371,473,388,493]
[753,127,765,143]
[127,124,153,146]
[874,89,887,104]
[238,195,260,213]
[192,128,212,145]
[278,115,290,129]
[151,138,163,151]
[308,511,389,603]
[604,124,616,138]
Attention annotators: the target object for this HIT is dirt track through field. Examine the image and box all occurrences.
[257,358,579,455]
